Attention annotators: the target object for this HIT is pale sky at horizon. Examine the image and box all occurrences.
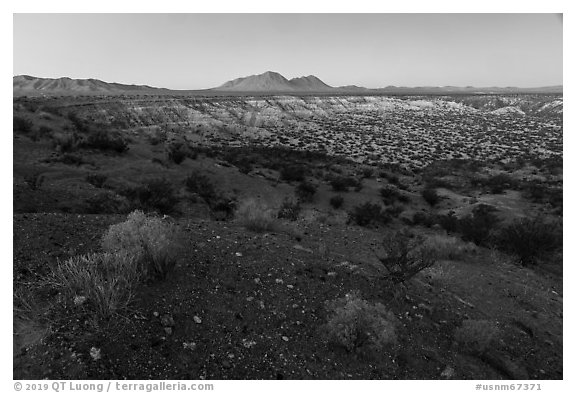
[13,13,563,89]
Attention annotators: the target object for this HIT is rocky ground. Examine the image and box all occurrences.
[13,213,563,380]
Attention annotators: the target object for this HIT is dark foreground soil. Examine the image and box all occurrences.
[13,213,563,380]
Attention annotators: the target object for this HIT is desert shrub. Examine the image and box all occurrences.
[277,198,301,221]
[436,211,459,233]
[329,195,344,209]
[380,185,401,205]
[412,211,435,227]
[84,191,130,214]
[280,165,306,182]
[81,130,129,153]
[360,167,374,179]
[37,125,54,139]
[184,171,217,201]
[49,252,140,319]
[384,204,404,218]
[14,116,33,134]
[52,153,88,166]
[236,198,276,232]
[484,173,517,194]
[422,234,477,261]
[459,204,500,246]
[86,173,107,188]
[24,172,45,191]
[323,291,398,352]
[67,112,89,133]
[147,129,166,145]
[329,175,361,192]
[209,196,237,221]
[496,218,562,266]
[52,133,81,153]
[422,187,440,206]
[349,202,390,227]
[378,231,436,284]
[454,320,500,355]
[120,178,179,215]
[101,211,181,280]
[295,181,317,203]
[166,141,188,164]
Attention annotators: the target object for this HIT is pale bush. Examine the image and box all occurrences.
[422,234,478,261]
[454,319,500,355]
[102,210,181,280]
[323,291,398,352]
[50,252,139,319]
[235,198,276,232]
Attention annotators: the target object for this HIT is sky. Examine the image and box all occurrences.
[13,13,563,89]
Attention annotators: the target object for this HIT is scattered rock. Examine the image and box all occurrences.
[183,342,197,350]
[282,336,289,342]
[440,366,455,379]
[235,252,243,257]
[160,315,175,327]
[89,347,101,361]
[193,316,202,324]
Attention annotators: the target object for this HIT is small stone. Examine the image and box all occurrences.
[246,297,254,302]
[327,271,337,277]
[73,295,87,306]
[89,347,101,361]
[160,315,175,327]
[222,360,232,369]
[254,278,261,284]
[281,336,289,342]
[275,278,284,284]
[286,284,294,289]
[440,366,455,379]
[235,252,242,257]
[164,327,173,336]
[153,311,159,318]
[183,342,197,350]
[193,316,202,324]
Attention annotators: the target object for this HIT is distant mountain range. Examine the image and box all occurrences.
[13,72,563,96]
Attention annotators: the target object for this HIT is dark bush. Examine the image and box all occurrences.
[280,165,306,182]
[378,231,436,284]
[86,173,107,188]
[330,195,344,209]
[277,198,301,221]
[360,168,374,179]
[380,185,401,205]
[330,176,361,192]
[459,204,500,246]
[349,202,390,227]
[497,218,562,266]
[14,116,33,134]
[422,187,440,207]
[166,141,188,164]
[184,171,217,202]
[295,181,317,203]
[81,130,129,153]
[52,133,81,153]
[412,212,435,227]
[436,211,459,233]
[67,112,89,133]
[120,178,179,215]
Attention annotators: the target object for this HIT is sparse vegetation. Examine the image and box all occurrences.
[49,252,140,320]
[378,231,436,284]
[323,291,398,353]
[101,210,181,280]
[236,198,276,232]
[349,202,389,227]
[295,181,317,203]
[277,198,301,221]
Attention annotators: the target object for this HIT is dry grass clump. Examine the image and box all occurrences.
[323,291,398,353]
[49,252,140,319]
[422,234,478,261]
[235,198,277,232]
[102,210,181,280]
